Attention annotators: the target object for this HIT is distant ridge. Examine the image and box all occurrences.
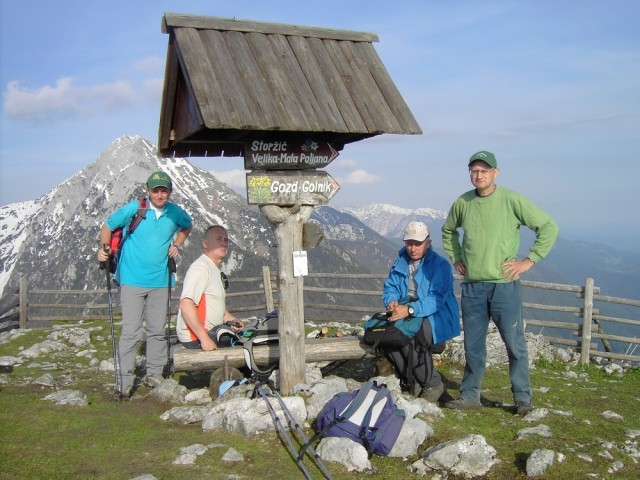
[338,203,447,240]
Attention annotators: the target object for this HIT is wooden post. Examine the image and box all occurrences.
[580,277,595,364]
[19,277,28,329]
[260,204,313,394]
[262,266,274,312]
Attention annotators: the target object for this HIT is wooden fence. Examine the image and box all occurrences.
[16,268,640,365]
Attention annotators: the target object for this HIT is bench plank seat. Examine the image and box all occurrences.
[172,335,375,372]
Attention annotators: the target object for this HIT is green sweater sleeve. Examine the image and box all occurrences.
[513,192,559,263]
[442,202,463,263]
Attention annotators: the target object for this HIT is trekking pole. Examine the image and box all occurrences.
[253,380,314,480]
[100,256,123,401]
[266,379,334,480]
[164,256,177,378]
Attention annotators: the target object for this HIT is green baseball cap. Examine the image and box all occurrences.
[147,171,172,189]
[468,151,498,169]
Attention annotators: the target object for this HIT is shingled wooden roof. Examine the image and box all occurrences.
[158,13,422,158]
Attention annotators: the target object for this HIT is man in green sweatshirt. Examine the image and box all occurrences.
[441,150,558,415]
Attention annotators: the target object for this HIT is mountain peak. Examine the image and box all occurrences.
[0,137,398,317]
[0,137,274,309]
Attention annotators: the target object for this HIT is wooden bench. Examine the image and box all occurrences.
[172,335,376,372]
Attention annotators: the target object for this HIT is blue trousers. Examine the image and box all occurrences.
[459,280,532,404]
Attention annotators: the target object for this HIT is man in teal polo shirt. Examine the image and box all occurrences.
[442,151,558,415]
[98,171,192,398]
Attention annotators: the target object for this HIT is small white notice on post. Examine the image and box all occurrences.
[293,250,308,277]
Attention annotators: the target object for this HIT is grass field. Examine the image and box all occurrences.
[0,322,638,480]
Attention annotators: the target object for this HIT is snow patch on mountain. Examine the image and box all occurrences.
[0,200,39,294]
[338,203,447,238]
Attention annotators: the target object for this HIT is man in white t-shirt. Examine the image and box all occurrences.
[177,225,243,350]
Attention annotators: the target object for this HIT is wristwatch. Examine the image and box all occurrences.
[407,306,415,316]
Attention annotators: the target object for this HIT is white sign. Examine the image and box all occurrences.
[293,251,308,277]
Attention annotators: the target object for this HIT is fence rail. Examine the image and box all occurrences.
[15,268,640,365]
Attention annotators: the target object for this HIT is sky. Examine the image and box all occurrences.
[1,0,639,248]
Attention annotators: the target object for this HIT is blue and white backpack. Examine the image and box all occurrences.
[312,380,405,457]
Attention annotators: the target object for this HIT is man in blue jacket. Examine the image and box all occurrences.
[382,221,460,403]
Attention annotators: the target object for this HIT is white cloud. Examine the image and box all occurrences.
[329,158,382,185]
[331,158,357,169]
[3,77,135,124]
[209,169,247,190]
[143,78,164,103]
[340,169,382,185]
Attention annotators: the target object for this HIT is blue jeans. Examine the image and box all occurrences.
[459,281,531,404]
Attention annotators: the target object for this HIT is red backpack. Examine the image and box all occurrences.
[107,197,148,273]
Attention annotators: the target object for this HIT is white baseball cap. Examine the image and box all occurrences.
[403,221,430,242]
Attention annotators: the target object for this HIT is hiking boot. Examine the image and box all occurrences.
[420,382,446,404]
[143,374,164,388]
[410,382,422,397]
[515,401,534,416]
[443,398,481,410]
[115,386,132,401]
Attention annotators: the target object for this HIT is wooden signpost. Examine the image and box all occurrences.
[244,139,338,170]
[245,138,340,394]
[246,170,340,206]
